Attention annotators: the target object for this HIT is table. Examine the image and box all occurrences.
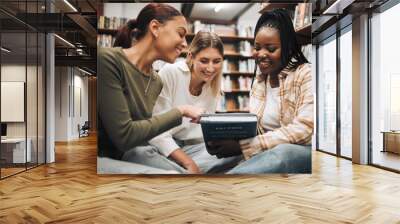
[381,131,400,154]
[1,138,31,164]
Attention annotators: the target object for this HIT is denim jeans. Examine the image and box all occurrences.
[121,144,242,174]
[121,145,187,174]
[227,144,311,174]
[181,143,242,173]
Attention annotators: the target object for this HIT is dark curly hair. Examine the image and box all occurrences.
[113,3,183,48]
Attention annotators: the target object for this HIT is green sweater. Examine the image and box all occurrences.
[97,47,182,159]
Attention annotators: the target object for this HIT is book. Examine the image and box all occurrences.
[200,113,258,150]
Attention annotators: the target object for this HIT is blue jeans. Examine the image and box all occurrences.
[227,144,311,174]
[181,143,242,173]
[121,144,242,174]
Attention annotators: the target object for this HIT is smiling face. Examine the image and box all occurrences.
[253,26,282,76]
[191,47,223,83]
[154,16,188,63]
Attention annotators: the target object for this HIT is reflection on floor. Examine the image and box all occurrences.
[0,163,42,179]
[372,150,400,171]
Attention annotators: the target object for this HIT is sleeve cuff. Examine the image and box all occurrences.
[149,136,181,157]
[239,135,268,160]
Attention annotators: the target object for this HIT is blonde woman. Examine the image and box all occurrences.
[149,31,242,174]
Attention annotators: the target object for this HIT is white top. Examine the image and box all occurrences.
[261,80,281,131]
[149,61,218,157]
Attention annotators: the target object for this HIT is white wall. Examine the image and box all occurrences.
[1,65,29,138]
[54,67,89,141]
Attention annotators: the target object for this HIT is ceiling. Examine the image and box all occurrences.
[0,0,97,72]
[189,3,251,21]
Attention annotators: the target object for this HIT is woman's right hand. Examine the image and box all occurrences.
[177,105,204,123]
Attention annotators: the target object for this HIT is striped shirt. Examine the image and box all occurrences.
[239,63,314,160]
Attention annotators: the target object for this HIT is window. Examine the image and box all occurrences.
[370,2,400,171]
[339,26,352,158]
[317,35,337,154]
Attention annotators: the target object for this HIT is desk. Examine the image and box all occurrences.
[1,138,31,163]
[381,131,400,154]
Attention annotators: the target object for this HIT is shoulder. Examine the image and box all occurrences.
[295,63,311,79]
[158,60,189,84]
[98,47,121,62]
[159,60,189,76]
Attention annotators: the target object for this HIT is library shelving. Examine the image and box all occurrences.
[258,3,312,46]
[97,15,254,113]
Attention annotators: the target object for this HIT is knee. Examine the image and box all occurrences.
[270,144,311,162]
[122,146,158,161]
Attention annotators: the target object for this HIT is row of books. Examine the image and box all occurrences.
[98,16,129,30]
[97,34,115,48]
[239,41,252,57]
[238,59,256,73]
[217,95,250,112]
[221,76,252,92]
[192,20,254,38]
[223,59,255,73]
[293,3,312,30]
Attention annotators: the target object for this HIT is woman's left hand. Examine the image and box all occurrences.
[207,140,242,158]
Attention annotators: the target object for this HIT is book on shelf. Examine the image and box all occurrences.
[97,34,115,48]
[217,94,250,112]
[239,41,252,57]
[238,76,251,91]
[200,113,258,150]
[237,25,254,38]
[238,59,255,73]
[293,3,312,30]
[192,20,236,36]
[98,16,128,30]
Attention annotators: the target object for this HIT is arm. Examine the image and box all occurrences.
[149,64,183,157]
[98,50,182,153]
[148,64,201,173]
[239,64,314,160]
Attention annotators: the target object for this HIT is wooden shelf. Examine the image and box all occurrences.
[224,53,252,60]
[296,24,311,45]
[98,29,118,35]
[223,72,254,77]
[186,33,253,43]
[97,31,254,43]
[296,24,311,36]
[180,51,252,60]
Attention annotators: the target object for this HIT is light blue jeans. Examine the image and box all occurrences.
[121,143,242,174]
[227,144,311,174]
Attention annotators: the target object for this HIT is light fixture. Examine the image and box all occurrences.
[54,34,75,48]
[63,0,78,12]
[214,4,223,13]
[78,67,92,76]
[1,47,11,53]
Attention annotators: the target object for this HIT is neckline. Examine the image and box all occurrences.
[117,47,154,79]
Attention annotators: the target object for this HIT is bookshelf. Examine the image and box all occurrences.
[97,15,253,113]
[258,3,312,46]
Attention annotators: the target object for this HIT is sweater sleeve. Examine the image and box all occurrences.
[149,64,181,157]
[98,49,182,152]
[239,64,314,160]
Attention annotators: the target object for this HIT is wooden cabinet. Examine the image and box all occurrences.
[382,131,400,154]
